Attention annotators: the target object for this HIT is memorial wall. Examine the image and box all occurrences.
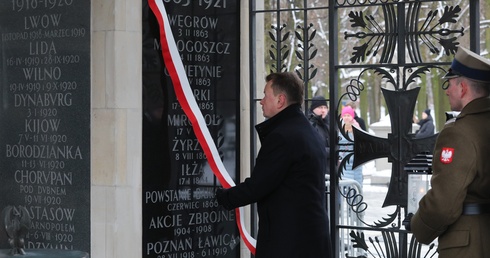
[0,0,91,253]
[142,1,241,257]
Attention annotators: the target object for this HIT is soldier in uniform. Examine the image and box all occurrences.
[405,47,490,257]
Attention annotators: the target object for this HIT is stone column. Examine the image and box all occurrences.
[91,0,142,257]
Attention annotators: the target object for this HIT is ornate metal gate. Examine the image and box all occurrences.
[249,0,486,257]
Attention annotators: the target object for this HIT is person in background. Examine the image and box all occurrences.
[405,47,490,257]
[309,96,330,175]
[346,101,367,131]
[216,72,332,258]
[414,109,435,138]
[338,105,363,186]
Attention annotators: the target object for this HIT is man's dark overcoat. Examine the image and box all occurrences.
[415,115,435,138]
[411,97,490,257]
[217,104,332,258]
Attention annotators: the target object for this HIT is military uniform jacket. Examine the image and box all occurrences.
[217,104,332,258]
[411,97,490,257]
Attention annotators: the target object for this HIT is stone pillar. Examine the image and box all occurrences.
[91,0,142,257]
[239,3,252,258]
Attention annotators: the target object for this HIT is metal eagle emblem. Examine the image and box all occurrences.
[2,206,31,255]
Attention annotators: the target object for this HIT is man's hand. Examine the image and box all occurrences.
[216,188,233,210]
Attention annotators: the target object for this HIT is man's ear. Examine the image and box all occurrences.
[460,79,469,97]
[277,93,287,108]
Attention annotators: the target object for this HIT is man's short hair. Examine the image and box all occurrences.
[265,72,304,104]
[465,77,490,96]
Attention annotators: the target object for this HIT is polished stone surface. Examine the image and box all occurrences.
[0,249,88,258]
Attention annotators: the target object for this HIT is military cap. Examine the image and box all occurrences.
[443,47,490,82]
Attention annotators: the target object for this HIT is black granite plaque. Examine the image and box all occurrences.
[0,249,89,258]
[0,0,91,253]
[143,0,240,257]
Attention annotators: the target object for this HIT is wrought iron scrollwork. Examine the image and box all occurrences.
[294,23,318,81]
[408,4,462,61]
[337,0,394,7]
[336,65,441,228]
[347,230,438,258]
[267,22,320,83]
[268,23,291,73]
[344,5,397,63]
[345,3,463,64]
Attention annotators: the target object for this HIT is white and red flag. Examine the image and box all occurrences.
[148,0,257,254]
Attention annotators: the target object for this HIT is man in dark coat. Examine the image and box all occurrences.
[407,47,490,257]
[309,95,330,175]
[216,72,332,258]
[414,109,435,138]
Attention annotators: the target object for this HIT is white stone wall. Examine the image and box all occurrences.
[91,0,142,257]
